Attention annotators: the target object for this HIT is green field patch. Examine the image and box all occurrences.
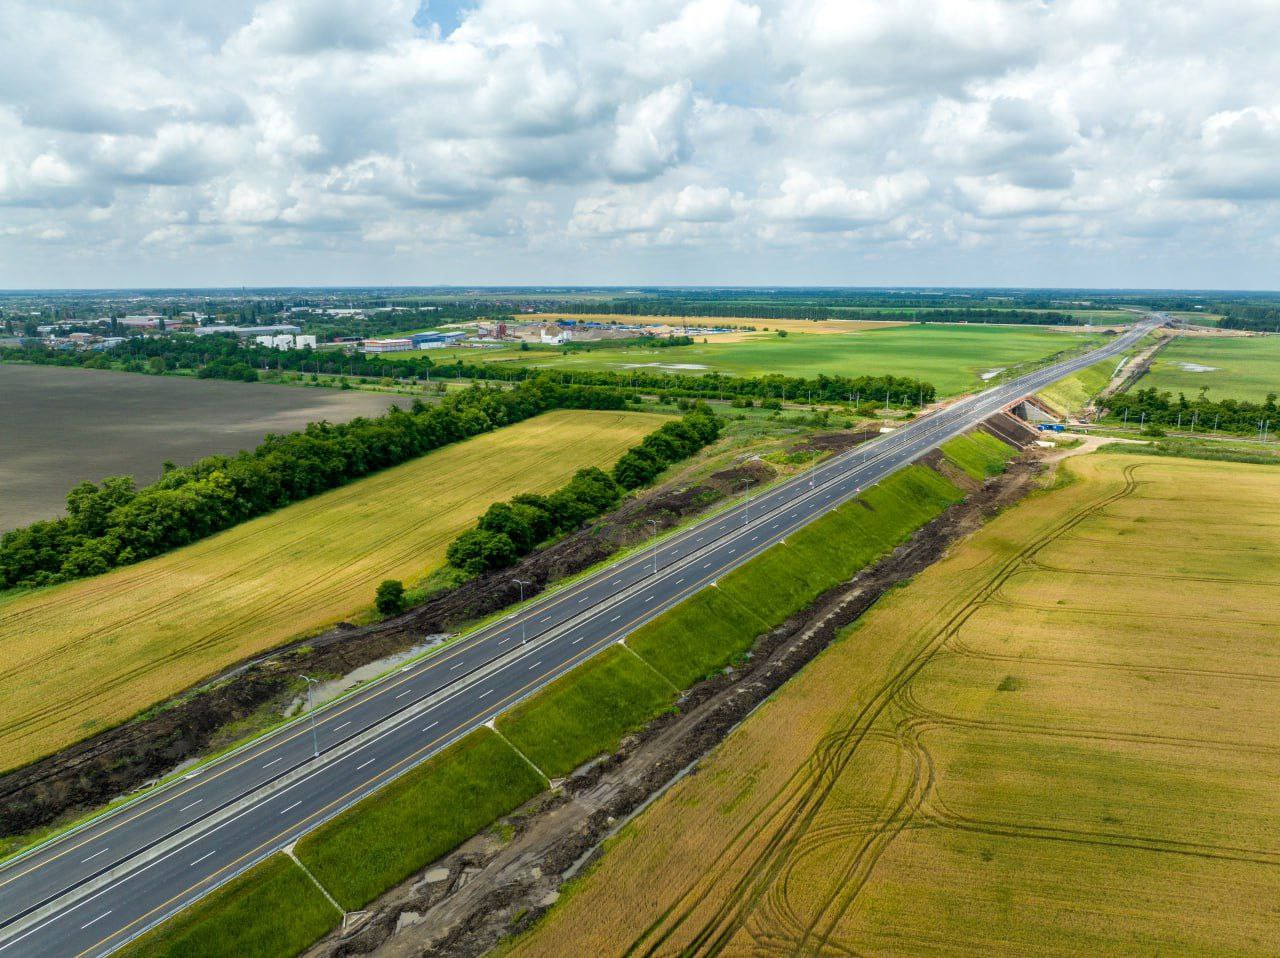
[940,432,1016,481]
[1139,335,1280,404]
[426,325,1103,397]
[496,645,677,778]
[629,465,967,689]
[119,853,337,958]
[295,727,545,911]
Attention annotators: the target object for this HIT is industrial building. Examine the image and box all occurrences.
[194,324,302,338]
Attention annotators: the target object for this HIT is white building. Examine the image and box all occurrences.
[253,333,318,350]
[361,338,413,354]
[538,324,573,345]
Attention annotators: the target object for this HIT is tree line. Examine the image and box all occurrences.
[0,380,632,591]
[1106,387,1278,435]
[2,336,937,406]
[1217,304,1280,333]
[454,362,935,406]
[445,408,722,576]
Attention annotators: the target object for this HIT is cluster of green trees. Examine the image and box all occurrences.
[445,408,721,576]
[0,381,630,591]
[1217,305,1280,333]
[0,336,416,383]
[452,362,935,406]
[1106,387,1278,435]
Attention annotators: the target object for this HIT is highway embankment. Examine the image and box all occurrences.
[122,423,1034,958]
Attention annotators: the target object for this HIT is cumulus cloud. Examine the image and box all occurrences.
[0,0,1278,286]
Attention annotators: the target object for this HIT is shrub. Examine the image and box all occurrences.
[375,579,406,616]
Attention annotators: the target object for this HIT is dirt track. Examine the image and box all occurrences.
[304,427,1044,958]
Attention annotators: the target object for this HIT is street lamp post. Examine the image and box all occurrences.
[298,675,319,758]
[742,478,753,526]
[513,578,530,644]
[646,518,660,575]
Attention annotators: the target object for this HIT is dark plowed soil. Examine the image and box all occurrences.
[0,459,777,839]
[303,448,1047,958]
[789,429,878,453]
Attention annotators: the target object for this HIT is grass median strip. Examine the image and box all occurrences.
[118,853,337,958]
[294,727,545,911]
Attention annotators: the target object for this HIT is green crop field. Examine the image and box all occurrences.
[1138,335,1280,403]
[510,452,1280,958]
[408,325,1101,397]
[0,409,664,773]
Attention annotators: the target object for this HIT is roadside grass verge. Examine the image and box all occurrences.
[496,645,677,779]
[629,464,967,690]
[940,432,1016,480]
[118,853,336,958]
[294,727,545,911]
[1036,354,1117,417]
[1100,438,1280,466]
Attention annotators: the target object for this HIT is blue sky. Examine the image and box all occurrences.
[1,0,1278,289]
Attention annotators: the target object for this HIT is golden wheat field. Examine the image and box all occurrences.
[510,452,1280,957]
[0,410,664,773]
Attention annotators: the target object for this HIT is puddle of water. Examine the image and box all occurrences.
[981,368,1006,381]
[1174,362,1218,373]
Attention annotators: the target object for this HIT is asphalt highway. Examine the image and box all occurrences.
[0,316,1162,957]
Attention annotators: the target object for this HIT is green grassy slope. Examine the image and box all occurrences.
[496,645,676,778]
[118,854,336,958]
[295,727,546,911]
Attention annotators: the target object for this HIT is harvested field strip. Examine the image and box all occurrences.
[295,727,546,912]
[0,410,664,773]
[495,645,677,779]
[628,464,970,690]
[508,453,1280,957]
[117,853,335,958]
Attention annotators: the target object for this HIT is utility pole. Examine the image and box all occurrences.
[298,675,319,758]
[647,520,659,575]
[513,579,530,644]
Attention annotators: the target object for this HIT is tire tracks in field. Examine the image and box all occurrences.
[620,464,1145,957]
[942,636,1280,687]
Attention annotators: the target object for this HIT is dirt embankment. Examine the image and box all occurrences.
[303,448,1048,958]
[1094,333,1171,409]
[0,454,789,840]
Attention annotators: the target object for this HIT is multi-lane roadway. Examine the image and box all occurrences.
[0,315,1162,957]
